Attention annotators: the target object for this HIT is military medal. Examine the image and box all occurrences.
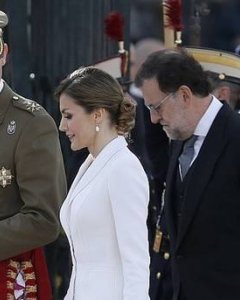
[153,228,163,253]
[0,167,13,188]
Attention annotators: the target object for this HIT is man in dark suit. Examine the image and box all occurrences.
[136,47,240,300]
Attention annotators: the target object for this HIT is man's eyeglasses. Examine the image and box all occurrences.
[145,93,175,113]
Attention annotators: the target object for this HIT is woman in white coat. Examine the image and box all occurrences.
[56,67,150,300]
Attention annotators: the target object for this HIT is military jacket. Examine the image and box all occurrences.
[0,81,67,260]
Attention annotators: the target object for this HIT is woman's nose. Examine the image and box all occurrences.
[59,118,66,132]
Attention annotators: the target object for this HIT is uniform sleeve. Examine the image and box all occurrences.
[108,153,150,300]
[0,113,67,260]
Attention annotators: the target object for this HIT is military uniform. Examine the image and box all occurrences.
[0,81,67,298]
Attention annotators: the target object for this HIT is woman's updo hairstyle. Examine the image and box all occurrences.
[55,67,136,135]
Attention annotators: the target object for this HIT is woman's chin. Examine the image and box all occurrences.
[70,143,78,151]
[71,143,84,151]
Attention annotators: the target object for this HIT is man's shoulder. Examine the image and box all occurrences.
[9,93,57,132]
[11,94,47,117]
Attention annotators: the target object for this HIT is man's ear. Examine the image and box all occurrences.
[0,43,8,65]
[178,85,193,104]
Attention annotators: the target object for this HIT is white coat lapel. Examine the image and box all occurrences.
[69,136,127,205]
[65,154,94,202]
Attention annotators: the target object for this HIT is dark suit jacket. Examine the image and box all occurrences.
[165,103,240,300]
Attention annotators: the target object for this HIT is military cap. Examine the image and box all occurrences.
[186,47,240,85]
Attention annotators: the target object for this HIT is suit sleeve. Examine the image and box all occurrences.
[108,153,150,300]
[0,113,67,260]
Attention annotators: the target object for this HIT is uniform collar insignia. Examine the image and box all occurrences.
[7,120,16,134]
[23,99,41,112]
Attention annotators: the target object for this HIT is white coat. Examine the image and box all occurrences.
[60,136,150,300]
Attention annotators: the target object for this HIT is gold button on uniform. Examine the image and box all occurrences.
[156,272,161,279]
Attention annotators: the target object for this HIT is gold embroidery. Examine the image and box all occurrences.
[21,261,33,269]
[6,258,37,299]
[7,270,17,280]
[7,294,14,300]
[25,272,36,281]
[26,285,37,293]
[6,281,14,289]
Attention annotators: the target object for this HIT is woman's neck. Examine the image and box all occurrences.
[89,130,118,158]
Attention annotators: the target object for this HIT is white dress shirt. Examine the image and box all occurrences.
[192,95,223,163]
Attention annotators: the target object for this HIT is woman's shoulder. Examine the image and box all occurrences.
[109,146,146,174]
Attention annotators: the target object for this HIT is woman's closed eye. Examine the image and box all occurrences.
[63,113,72,120]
